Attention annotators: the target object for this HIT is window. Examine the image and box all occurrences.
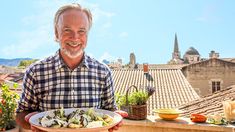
[212,81,221,93]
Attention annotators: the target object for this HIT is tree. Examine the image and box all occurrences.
[18,59,38,68]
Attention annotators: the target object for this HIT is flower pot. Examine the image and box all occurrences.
[120,85,148,120]
[121,104,147,120]
[5,125,19,132]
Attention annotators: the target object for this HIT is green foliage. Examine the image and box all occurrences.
[115,86,155,108]
[115,93,126,109]
[18,59,38,68]
[128,91,148,105]
[0,83,20,131]
[115,91,149,108]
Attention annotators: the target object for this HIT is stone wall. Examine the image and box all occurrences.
[182,59,235,97]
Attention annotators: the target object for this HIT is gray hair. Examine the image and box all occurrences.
[54,3,92,32]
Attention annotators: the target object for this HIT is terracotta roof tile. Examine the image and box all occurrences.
[179,85,235,117]
[112,69,200,115]
[137,64,188,69]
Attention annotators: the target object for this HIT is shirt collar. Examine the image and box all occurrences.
[83,53,90,69]
[54,50,65,71]
[54,50,90,71]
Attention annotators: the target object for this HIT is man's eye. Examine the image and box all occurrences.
[64,29,71,32]
[78,30,86,35]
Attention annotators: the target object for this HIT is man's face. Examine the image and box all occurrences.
[56,9,89,58]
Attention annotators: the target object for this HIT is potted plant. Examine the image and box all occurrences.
[115,85,155,120]
[0,83,20,131]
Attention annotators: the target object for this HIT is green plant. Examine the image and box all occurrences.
[0,83,20,131]
[115,86,155,108]
[128,91,148,105]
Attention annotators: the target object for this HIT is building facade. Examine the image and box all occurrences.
[182,58,235,96]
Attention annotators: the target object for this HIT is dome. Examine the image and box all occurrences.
[185,47,200,55]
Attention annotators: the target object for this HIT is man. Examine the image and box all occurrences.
[16,3,122,132]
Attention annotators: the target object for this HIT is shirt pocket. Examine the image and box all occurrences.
[40,84,64,110]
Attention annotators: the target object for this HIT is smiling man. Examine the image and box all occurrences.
[16,3,120,132]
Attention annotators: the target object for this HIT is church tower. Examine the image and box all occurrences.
[129,52,136,68]
[172,33,181,60]
[168,33,183,64]
[130,52,136,65]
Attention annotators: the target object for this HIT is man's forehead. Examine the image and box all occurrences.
[58,9,89,28]
[58,9,89,23]
[60,9,85,18]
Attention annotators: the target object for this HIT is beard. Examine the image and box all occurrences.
[60,42,84,58]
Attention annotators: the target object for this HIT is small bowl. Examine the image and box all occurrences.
[153,108,183,120]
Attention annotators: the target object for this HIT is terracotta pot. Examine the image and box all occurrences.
[5,125,19,132]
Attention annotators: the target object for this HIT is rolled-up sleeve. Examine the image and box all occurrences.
[16,66,39,112]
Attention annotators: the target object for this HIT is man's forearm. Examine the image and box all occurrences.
[16,111,31,129]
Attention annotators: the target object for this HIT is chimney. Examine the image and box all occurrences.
[209,50,219,59]
[143,63,149,73]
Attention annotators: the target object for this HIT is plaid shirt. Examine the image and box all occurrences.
[17,51,116,112]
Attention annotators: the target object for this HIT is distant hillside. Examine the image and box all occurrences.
[0,58,33,67]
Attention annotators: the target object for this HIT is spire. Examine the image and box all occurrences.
[171,33,181,60]
[174,33,179,53]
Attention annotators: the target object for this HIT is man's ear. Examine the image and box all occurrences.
[55,27,59,42]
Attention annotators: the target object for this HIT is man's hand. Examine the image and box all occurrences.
[108,110,128,132]
[24,112,38,122]
[114,110,128,118]
[25,112,46,132]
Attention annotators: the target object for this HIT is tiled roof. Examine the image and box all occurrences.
[179,85,235,117]
[221,58,235,63]
[0,65,23,74]
[0,73,24,83]
[112,69,200,115]
[137,64,188,69]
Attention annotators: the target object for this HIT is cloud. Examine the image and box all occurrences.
[0,0,63,58]
[196,4,218,23]
[89,3,115,38]
[119,32,128,38]
[1,0,115,59]
[91,5,115,23]
[102,22,112,29]
[99,52,117,62]
[98,52,126,64]
[0,24,56,58]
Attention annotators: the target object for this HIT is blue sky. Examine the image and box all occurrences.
[0,0,235,64]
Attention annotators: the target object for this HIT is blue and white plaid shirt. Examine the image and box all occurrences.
[17,50,116,112]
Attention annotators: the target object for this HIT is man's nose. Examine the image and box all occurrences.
[71,32,81,40]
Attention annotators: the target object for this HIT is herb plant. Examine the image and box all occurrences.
[0,83,20,131]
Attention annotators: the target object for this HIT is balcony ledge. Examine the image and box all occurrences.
[118,116,235,132]
[19,116,235,132]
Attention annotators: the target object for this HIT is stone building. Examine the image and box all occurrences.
[129,52,137,68]
[129,52,136,65]
[183,47,201,64]
[182,58,235,97]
